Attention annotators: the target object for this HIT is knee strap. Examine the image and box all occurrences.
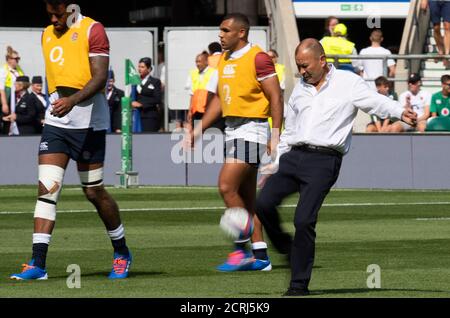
[79,168,104,188]
[34,165,65,221]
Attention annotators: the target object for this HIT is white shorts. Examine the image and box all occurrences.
[224,117,270,145]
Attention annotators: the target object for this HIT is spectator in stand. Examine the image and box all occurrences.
[321,23,359,73]
[106,70,124,133]
[421,0,450,68]
[366,76,397,133]
[430,74,450,117]
[29,76,47,133]
[390,73,431,133]
[359,29,396,90]
[2,76,39,135]
[323,16,339,38]
[0,46,25,134]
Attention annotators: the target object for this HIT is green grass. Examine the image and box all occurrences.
[0,186,449,298]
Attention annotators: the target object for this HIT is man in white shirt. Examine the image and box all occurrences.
[359,29,396,90]
[390,73,431,133]
[255,39,417,296]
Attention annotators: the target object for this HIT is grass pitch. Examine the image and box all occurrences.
[0,186,449,298]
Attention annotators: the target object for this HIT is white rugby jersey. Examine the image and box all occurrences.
[45,91,110,131]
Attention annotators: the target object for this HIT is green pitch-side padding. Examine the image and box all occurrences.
[121,96,132,187]
[425,117,450,132]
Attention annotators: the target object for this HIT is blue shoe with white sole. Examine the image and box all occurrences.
[217,249,254,272]
[10,260,48,281]
[246,258,272,271]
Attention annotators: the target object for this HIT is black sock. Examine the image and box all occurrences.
[253,248,268,260]
[234,241,248,251]
[111,237,129,257]
[32,243,49,269]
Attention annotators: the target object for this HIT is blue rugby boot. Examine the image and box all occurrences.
[109,252,132,279]
[10,260,48,280]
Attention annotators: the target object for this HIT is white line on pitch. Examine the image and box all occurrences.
[415,217,450,221]
[4,186,450,194]
[1,201,450,215]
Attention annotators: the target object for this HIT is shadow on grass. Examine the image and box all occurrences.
[310,288,449,296]
[271,265,322,270]
[49,271,166,279]
[239,288,449,297]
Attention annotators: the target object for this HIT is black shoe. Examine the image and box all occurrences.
[283,287,310,297]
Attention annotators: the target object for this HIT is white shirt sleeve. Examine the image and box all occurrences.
[0,68,7,90]
[386,49,396,67]
[275,96,296,165]
[351,76,404,119]
[206,69,218,94]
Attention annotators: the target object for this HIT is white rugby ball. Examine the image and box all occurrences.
[219,208,254,240]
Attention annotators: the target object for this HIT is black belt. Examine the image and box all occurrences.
[292,144,342,157]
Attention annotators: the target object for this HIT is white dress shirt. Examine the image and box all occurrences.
[137,74,151,94]
[276,64,404,162]
[33,91,47,107]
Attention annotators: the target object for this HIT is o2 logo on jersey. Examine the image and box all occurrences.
[50,46,65,66]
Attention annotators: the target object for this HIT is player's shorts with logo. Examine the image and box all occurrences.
[39,124,106,164]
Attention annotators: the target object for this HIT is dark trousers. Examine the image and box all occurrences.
[256,148,342,289]
[141,111,161,132]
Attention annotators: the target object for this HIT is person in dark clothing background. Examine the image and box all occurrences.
[132,57,162,132]
[106,70,124,133]
[29,76,47,133]
[2,76,39,135]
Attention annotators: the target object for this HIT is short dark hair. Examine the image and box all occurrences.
[223,13,250,35]
[375,76,389,87]
[370,29,383,43]
[268,49,279,57]
[139,57,152,69]
[44,0,72,8]
[441,74,450,83]
[197,51,209,60]
[208,42,222,54]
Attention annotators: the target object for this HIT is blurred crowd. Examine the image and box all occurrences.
[2,4,450,137]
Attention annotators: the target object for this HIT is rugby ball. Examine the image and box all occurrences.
[220,208,254,240]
